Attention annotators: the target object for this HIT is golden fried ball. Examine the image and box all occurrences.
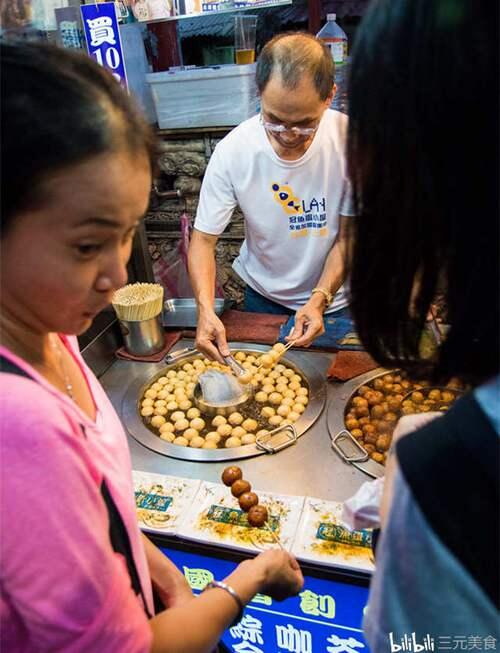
[202,440,218,449]
[269,392,283,405]
[191,418,206,431]
[290,374,301,384]
[260,354,274,368]
[275,384,288,395]
[256,429,270,438]
[225,436,242,448]
[141,406,154,417]
[226,412,242,426]
[295,395,308,406]
[272,343,287,354]
[154,407,168,416]
[186,407,201,420]
[231,426,247,439]
[261,384,275,396]
[173,436,188,446]
[156,390,168,400]
[268,370,280,380]
[268,414,284,427]
[212,415,227,427]
[254,391,268,403]
[205,432,221,444]
[235,352,247,362]
[174,419,189,432]
[241,433,256,445]
[277,404,290,417]
[159,431,175,442]
[150,383,162,392]
[261,406,276,419]
[144,389,157,399]
[253,373,265,383]
[283,389,296,399]
[189,436,205,448]
[178,399,192,411]
[151,415,166,428]
[142,398,154,407]
[166,401,179,411]
[242,418,258,432]
[282,397,295,407]
[183,428,198,441]
[160,422,175,433]
[269,351,281,363]
[170,411,185,423]
[287,411,300,422]
[292,403,305,414]
[166,370,177,379]
[296,387,308,396]
[154,399,167,408]
[276,375,289,386]
[351,428,363,439]
[288,381,301,391]
[157,376,168,386]
[217,424,233,438]
[238,371,253,385]
[283,368,294,378]
[441,391,455,403]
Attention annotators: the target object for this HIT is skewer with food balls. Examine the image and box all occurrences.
[221,466,269,528]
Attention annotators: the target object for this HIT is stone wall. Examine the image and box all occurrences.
[145,128,247,307]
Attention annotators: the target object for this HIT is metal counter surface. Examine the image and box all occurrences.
[100,340,368,502]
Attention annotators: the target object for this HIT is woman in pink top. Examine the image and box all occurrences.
[0,42,303,653]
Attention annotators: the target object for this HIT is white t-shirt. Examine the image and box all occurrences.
[194,109,356,312]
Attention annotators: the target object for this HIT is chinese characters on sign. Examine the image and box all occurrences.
[81,3,128,88]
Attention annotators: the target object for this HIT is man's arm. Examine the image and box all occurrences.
[288,215,352,346]
[188,228,230,363]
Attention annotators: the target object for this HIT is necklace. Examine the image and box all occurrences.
[50,335,75,400]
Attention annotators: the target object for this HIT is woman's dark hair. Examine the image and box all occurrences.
[346,0,499,383]
[256,32,335,101]
[1,41,157,231]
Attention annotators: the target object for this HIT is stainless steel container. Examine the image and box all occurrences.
[118,314,165,356]
[163,298,225,328]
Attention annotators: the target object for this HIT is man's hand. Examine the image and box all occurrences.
[195,307,230,363]
[286,294,326,347]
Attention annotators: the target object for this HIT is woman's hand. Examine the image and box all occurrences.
[250,550,304,601]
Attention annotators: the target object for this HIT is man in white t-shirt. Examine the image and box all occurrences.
[188,32,355,362]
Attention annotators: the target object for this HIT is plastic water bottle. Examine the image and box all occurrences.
[317,13,349,113]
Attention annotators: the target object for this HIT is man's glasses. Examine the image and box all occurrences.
[260,113,319,137]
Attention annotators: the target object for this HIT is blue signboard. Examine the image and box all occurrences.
[81,2,128,88]
[160,545,370,653]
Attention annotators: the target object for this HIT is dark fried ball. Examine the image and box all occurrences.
[231,479,251,497]
[247,504,268,527]
[362,423,377,437]
[358,416,370,427]
[222,466,243,486]
[371,452,384,463]
[401,380,411,390]
[441,391,455,403]
[358,385,371,396]
[364,431,378,445]
[383,383,394,394]
[351,428,363,439]
[428,389,442,401]
[411,391,425,404]
[373,378,384,391]
[387,396,402,412]
[364,443,376,454]
[367,391,383,406]
[401,405,415,415]
[392,383,403,394]
[239,491,259,512]
[384,411,398,422]
[376,434,392,452]
[371,404,385,419]
[345,417,359,430]
[393,375,402,384]
[355,405,369,417]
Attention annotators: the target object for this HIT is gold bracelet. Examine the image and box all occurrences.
[311,286,333,306]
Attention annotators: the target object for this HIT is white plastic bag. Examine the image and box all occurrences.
[342,477,385,531]
[199,370,244,405]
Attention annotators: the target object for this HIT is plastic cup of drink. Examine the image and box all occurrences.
[234,15,257,64]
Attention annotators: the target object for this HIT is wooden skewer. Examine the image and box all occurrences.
[263,520,285,550]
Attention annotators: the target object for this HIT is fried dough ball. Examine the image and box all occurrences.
[186,407,200,420]
[247,504,268,527]
[189,436,205,448]
[292,403,305,414]
[358,417,370,427]
[261,384,275,396]
[227,412,243,426]
[283,368,294,379]
[238,371,253,385]
[241,433,256,445]
[268,415,283,427]
[281,397,295,408]
[212,415,227,427]
[190,418,206,431]
[166,370,177,379]
[178,400,193,411]
[242,418,258,433]
[154,399,167,408]
[383,411,398,423]
[205,432,221,444]
[255,392,268,403]
[376,434,392,452]
[261,406,276,419]
[142,398,154,407]
[276,375,289,386]
[157,376,169,386]
[345,417,359,430]
[160,422,175,434]
[260,354,274,368]
[170,411,185,423]
[231,426,247,439]
[141,406,154,417]
[411,391,425,404]
[269,370,280,380]
[183,428,198,441]
[269,351,281,363]
[253,373,265,383]
[288,382,302,393]
[202,440,218,449]
[371,452,385,464]
[296,388,308,397]
[442,390,455,403]
[274,384,287,395]
[225,436,242,448]
[173,436,188,446]
[287,411,300,422]
[269,392,283,405]
[144,389,157,399]
[151,415,166,428]
[150,383,162,391]
[159,432,175,442]
[351,428,363,439]
[217,424,233,438]
[166,401,179,412]
[355,405,369,417]
[154,407,168,416]
[174,419,189,432]
[283,389,296,400]
[295,395,308,406]
[277,404,290,417]
[156,390,168,400]
[239,492,259,512]
[235,351,246,362]
[256,429,270,438]
[273,343,287,354]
